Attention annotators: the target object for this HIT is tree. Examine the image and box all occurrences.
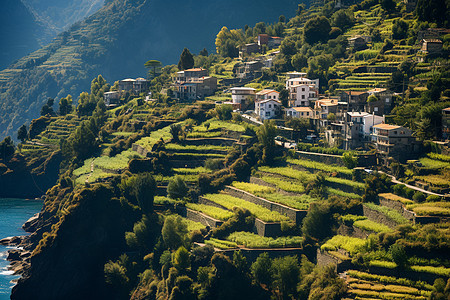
[342,152,358,169]
[170,124,182,143]
[272,256,300,299]
[257,120,277,165]
[279,15,286,23]
[199,48,208,56]
[69,120,98,160]
[167,176,189,199]
[59,95,73,116]
[415,0,449,26]
[162,215,189,250]
[215,104,233,120]
[17,125,28,143]
[301,203,333,243]
[380,0,396,12]
[331,9,354,30]
[280,39,297,57]
[251,253,273,286]
[172,246,191,272]
[392,19,408,40]
[304,16,331,44]
[133,173,156,215]
[389,244,408,268]
[291,53,308,71]
[0,136,15,160]
[279,89,289,107]
[215,26,244,58]
[178,48,194,71]
[144,60,162,79]
[40,98,55,116]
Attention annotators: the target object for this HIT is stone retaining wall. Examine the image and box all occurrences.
[378,195,416,221]
[224,186,307,225]
[176,206,223,228]
[132,144,151,157]
[294,151,344,166]
[185,138,237,146]
[363,204,400,229]
[289,163,353,180]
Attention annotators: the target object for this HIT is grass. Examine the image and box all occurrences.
[202,193,290,222]
[406,202,450,217]
[364,202,409,224]
[135,122,182,149]
[258,166,315,182]
[353,219,393,233]
[326,176,365,190]
[258,176,306,193]
[173,167,212,174]
[286,158,353,175]
[183,218,206,232]
[187,132,223,138]
[418,157,450,169]
[227,231,303,248]
[321,235,366,255]
[205,238,238,249]
[415,175,449,188]
[154,196,182,206]
[73,158,94,176]
[94,149,142,171]
[185,203,234,221]
[328,188,361,199]
[379,193,414,205]
[165,144,230,152]
[193,119,246,133]
[346,270,433,290]
[410,265,450,277]
[427,153,450,163]
[231,182,313,210]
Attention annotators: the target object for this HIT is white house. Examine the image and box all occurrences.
[287,84,318,107]
[231,87,256,110]
[255,99,281,120]
[285,106,314,119]
[286,77,319,90]
[314,98,338,127]
[256,89,279,101]
[347,112,384,140]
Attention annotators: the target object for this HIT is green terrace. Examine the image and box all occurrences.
[231,181,315,210]
[202,193,290,223]
[185,203,234,221]
[341,214,393,233]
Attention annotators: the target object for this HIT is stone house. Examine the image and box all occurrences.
[373,124,421,162]
[421,39,443,55]
[239,43,260,58]
[231,87,256,111]
[173,68,217,101]
[256,89,279,102]
[348,36,367,50]
[103,91,120,108]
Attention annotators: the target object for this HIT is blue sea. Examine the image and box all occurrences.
[0,199,42,300]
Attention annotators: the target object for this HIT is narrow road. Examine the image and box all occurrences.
[379,171,446,197]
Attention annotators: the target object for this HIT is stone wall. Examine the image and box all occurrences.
[132,144,151,157]
[379,195,416,221]
[216,247,304,263]
[254,218,281,237]
[177,206,223,228]
[294,151,344,166]
[363,204,400,229]
[224,186,307,225]
[185,137,238,146]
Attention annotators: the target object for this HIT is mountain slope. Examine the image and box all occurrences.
[0,0,300,139]
[0,0,52,70]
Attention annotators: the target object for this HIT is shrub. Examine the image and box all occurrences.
[412,191,426,202]
[426,194,441,202]
[205,158,223,170]
[342,152,358,169]
[389,244,408,268]
[167,176,189,200]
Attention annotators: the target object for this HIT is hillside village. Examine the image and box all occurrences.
[0,0,450,299]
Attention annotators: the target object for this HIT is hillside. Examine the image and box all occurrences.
[2,0,450,299]
[0,0,300,139]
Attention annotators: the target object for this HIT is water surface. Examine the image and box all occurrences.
[0,198,42,300]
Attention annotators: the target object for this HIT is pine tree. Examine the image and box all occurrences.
[178,48,194,70]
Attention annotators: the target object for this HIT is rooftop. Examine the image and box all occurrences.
[422,39,443,43]
[373,124,402,130]
[256,89,279,95]
[291,107,313,112]
[348,112,369,117]
[231,87,256,91]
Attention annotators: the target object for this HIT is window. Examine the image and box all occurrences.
[301,112,304,116]
[268,104,272,108]
[301,95,305,99]
[385,98,389,103]
[374,107,378,112]
[302,88,305,91]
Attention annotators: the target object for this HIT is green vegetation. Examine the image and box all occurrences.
[321,235,366,255]
[364,202,409,224]
[227,231,303,248]
[203,193,290,222]
[259,176,306,194]
[186,203,234,221]
[353,219,393,233]
[406,202,450,217]
[287,157,352,175]
[204,238,238,249]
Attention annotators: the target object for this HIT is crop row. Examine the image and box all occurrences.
[406,202,450,217]
[227,231,303,248]
[204,238,238,249]
[202,193,290,222]
[258,176,306,194]
[364,202,409,224]
[186,203,234,221]
[321,235,366,255]
[286,158,352,175]
[231,181,313,210]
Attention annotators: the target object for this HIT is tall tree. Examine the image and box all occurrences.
[133,173,156,215]
[17,125,28,143]
[304,16,331,44]
[59,95,73,116]
[0,136,15,160]
[257,120,277,165]
[415,0,449,26]
[178,48,194,71]
[144,60,162,80]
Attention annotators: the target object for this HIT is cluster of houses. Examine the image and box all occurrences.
[227,72,422,159]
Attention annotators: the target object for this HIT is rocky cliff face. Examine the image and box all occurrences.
[11,184,141,300]
[0,151,62,199]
